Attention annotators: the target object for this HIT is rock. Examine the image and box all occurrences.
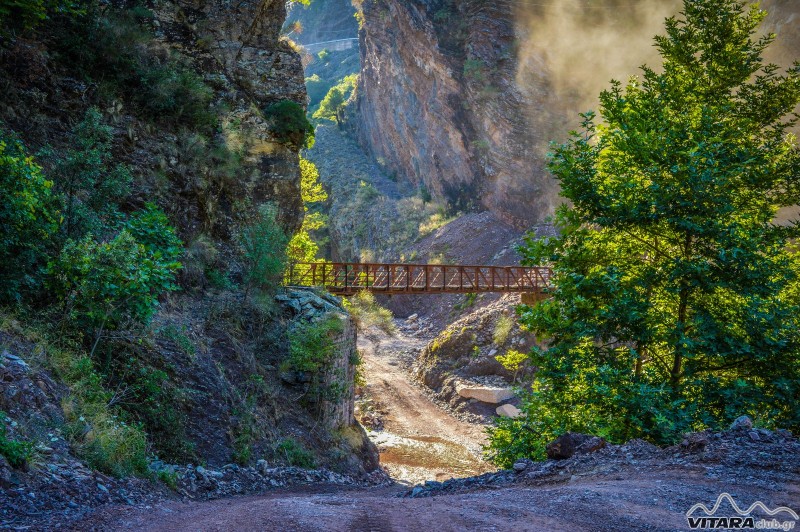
[748,431,761,442]
[496,404,522,418]
[546,433,607,460]
[407,314,418,322]
[512,460,528,472]
[411,486,425,497]
[730,415,753,430]
[456,385,514,404]
[680,432,709,452]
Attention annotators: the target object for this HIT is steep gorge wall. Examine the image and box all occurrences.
[353,0,556,228]
[352,0,800,229]
[0,0,375,477]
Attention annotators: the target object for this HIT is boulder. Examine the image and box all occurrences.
[730,415,753,431]
[456,385,514,404]
[496,404,522,418]
[546,432,607,460]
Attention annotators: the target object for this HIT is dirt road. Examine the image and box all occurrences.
[77,326,800,531]
[83,461,800,532]
[355,328,494,484]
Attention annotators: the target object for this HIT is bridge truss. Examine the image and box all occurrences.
[287,262,552,296]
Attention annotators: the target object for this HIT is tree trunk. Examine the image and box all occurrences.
[671,234,692,388]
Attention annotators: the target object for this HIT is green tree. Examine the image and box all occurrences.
[287,157,328,263]
[0,133,59,302]
[239,204,289,297]
[313,74,357,125]
[49,229,181,342]
[487,0,800,467]
[49,108,132,240]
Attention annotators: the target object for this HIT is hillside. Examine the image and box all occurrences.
[0,0,380,527]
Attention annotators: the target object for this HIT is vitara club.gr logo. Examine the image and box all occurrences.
[686,493,798,530]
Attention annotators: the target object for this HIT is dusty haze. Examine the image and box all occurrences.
[515,0,682,125]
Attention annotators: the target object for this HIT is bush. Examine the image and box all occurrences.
[0,133,59,303]
[0,0,83,32]
[343,291,395,334]
[239,204,289,297]
[275,437,316,469]
[283,314,345,404]
[47,340,149,477]
[49,108,131,241]
[263,100,314,149]
[492,315,513,345]
[48,228,181,335]
[0,413,34,468]
[52,6,216,130]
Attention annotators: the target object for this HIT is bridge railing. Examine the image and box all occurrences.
[286,262,552,295]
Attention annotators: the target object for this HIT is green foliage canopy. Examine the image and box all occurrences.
[487,0,800,467]
[287,157,328,263]
[239,204,289,296]
[0,134,59,302]
[313,74,357,125]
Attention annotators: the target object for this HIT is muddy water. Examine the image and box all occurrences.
[357,329,496,485]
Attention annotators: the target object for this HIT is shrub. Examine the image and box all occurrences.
[492,315,513,345]
[51,6,216,130]
[0,133,59,303]
[48,229,181,335]
[0,413,34,468]
[125,203,184,265]
[275,437,316,469]
[47,340,149,477]
[49,108,131,241]
[284,314,345,404]
[343,291,395,334]
[0,0,83,32]
[239,204,289,297]
[495,349,528,383]
[263,99,314,148]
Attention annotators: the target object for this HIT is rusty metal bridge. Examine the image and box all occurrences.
[287,262,552,296]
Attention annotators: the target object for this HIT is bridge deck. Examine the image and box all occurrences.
[287,262,552,296]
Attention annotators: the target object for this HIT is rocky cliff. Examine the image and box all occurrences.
[0,1,377,519]
[352,0,556,228]
[352,0,800,229]
[1,0,307,237]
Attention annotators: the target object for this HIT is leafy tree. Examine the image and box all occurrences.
[313,74,357,125]
[0,133,59,303]
[0,0,83,32]
[48,108,131,241]
[287,157,328,262]
[239,204,289,297]
[49,229,181,342]
[487,0,800,466]
[263,100,315,149]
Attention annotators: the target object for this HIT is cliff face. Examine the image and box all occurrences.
[151,0,308,234]
[352,0,800,229]
[0,0,377,481]
[353,0,557,228]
